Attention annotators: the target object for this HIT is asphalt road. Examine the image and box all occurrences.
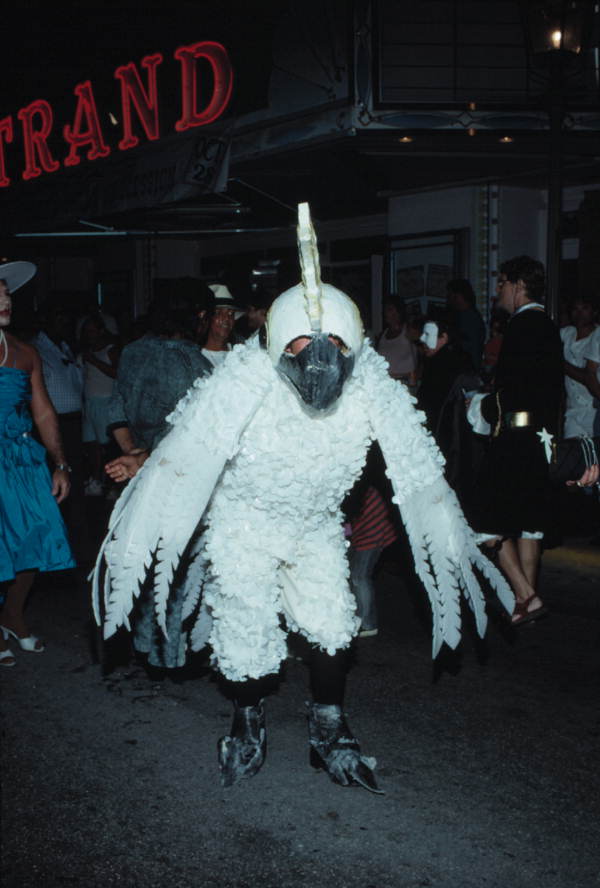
[2,533,600,888]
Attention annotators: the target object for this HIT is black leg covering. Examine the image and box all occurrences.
[223,675,275,707]
[309,647,348,705]
[307,647,382,794]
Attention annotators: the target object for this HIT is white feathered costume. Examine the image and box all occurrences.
[93,211,513,682]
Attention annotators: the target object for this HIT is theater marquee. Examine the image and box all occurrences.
[0,41,233,188]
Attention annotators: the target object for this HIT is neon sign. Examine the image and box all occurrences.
[0,41,233,188]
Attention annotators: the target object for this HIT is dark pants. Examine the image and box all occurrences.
[349,546,382,631]
[226,647,349,707]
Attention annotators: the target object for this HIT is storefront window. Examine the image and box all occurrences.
[390,228,467,318]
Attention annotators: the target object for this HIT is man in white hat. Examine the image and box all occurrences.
[200,283,243,367]
[93,206,515,793]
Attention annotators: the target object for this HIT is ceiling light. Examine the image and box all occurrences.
[499,135,514,143]
[550,29,562,49]
[398,136,413,143]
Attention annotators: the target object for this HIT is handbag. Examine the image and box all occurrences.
[548,435,600,484]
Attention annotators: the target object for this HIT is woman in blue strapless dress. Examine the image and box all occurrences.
[0,261,74,666]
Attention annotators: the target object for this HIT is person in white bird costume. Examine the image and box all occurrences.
[92,203,513,793]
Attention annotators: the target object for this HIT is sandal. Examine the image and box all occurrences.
[0,645,16,667]
[511,594,548,627]
[0,625,44,653]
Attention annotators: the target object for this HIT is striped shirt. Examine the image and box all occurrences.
[349,486,397,552]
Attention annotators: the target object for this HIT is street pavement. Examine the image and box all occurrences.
[2,527,600,888]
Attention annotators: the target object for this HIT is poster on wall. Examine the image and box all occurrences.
[426,263,452,308]
[396,265,424,313]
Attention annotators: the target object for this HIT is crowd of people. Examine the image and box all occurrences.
[0,271,272,659]
[1,228,599,792]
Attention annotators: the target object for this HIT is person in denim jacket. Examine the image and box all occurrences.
[104,279,215,669]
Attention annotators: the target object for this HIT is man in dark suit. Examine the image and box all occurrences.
[470,256,563,626]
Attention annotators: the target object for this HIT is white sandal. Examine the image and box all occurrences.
[0,647,16,667]
[0,625,45,653]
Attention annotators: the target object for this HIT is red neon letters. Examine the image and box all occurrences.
[175,42,234,131]
[0,117,13,187]
[63,81,111,167]
[17,100,60,180]
[115,53,163,150]
[0,41,233,188]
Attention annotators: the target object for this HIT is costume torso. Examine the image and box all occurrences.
[210,351,372,532]
[197,350,373,678]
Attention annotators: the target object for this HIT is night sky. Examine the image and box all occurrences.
[2,1,279,131]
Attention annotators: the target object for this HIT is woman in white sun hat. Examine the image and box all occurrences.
[0,260,75,667]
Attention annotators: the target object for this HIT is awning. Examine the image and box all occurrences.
[1,126,231,237]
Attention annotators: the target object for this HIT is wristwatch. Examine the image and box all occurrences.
[55,463,72,473]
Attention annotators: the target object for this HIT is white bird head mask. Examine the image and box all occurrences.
[265,203,364,412]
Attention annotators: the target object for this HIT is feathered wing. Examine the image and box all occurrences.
[180,530,208,623]
[91,342,275,640]
[358,343,514,656]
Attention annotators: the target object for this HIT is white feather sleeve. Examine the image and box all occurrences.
[358,343,514,656]
[91,342,274,639]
